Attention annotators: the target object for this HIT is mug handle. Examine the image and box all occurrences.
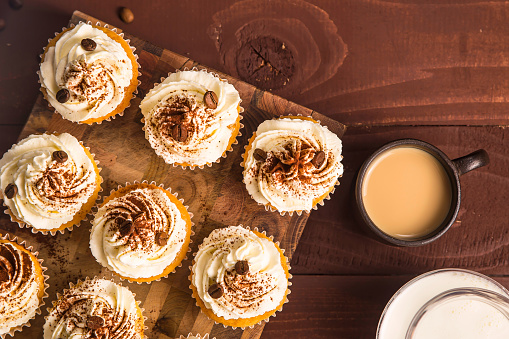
[452,149,489,176]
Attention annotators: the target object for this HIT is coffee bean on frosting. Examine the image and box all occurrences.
[171,124,188,142]
[119,219,134,237]
[119,7,134,24]
[52,150,68,163]
[4,184,17,199]
[203,91,218,109]
[235,260,249,275]
[311,151,326,168]
[208,283,223,299]
[155,232,168,246]
[253,148,267,161]
[81,38,97,51]
[0,268,9,283]
[87,315,105,329]
[56,88,70,103]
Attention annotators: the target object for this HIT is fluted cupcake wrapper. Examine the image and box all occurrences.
[0,234,49,338]
[45,277,147,339]
[89,180,194,284]
[188,224,292,330]
[2,133,103,236]
[179,333,213,339]
[140,67,244,170]
[240,114,343,216]
[37,20,141,125]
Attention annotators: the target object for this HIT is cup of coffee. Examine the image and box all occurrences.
[355,139,489,246]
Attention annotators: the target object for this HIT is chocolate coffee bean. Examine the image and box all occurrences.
[8,0,23,10]
[81,38,97,51]
[235,260,249,275]
[119,7,134,24]
[0,268,9,283]
[56,88,70,103]
[171,124,188,142]
[208,283,223,299]
[4,184,17,199]
[311,151,326,168]
[87,315,104,329]
[52,150,68,163]
[253,148,267,161]
[155,232,169,246]
[203,91,218,109]
[119,219,134,237]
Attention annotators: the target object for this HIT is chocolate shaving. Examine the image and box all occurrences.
[119,219,134,237]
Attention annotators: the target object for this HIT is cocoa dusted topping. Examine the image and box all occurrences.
[253,148,267,161]
[235,260,249,275]
[171,124,188,142]
[208,283,224,299]
[4,183,17,199]
[203,91,218,109]
[81,38,97,51]
[56,88,70,103]
[312,151,326,168]
[87,315,105,329]
[52,150,68,163]
[155,232,168,246]
[119,219,134,237]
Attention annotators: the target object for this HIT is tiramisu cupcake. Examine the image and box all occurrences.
[242,116,343,214]
[140,69,242,168]
[43,278,144,339]
[190,225,290,328]
[0,235,48,337]
[39,22,139,124]
[0,133,102,234]
[90,182,192,283]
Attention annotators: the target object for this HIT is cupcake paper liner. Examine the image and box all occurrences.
[0,234,49,338]
[140,68,244,170]
[89,180,194,284]
[2,133,103,236]
[37,20,142,125]
[45,277,147,338]
[179,333,213,339]
[240,114,343,217]
[188,224,292,329]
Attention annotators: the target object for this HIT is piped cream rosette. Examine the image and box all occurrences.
[0,133,102,235]
[190,225,291,328]
[242,116,343,215]
[43,278,144,339]
[140,69,242,168]
[90,182,193,283]
[0,234,49,339]
[39,21,139,124]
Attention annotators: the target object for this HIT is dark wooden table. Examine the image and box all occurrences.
[2,1,509,338]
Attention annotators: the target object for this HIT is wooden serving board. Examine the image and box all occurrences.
[0,11,346,339]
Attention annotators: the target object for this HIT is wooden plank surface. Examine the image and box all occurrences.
[0,10,345,339]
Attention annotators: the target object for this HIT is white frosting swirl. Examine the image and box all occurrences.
[90,187,189,279]
[243,118,343,212]
[0,241,42,335]
[0,133,97,230]
[43,279,143,339]
[192,226,288,320]
[39,22,134,122]
[140,70,241,166]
